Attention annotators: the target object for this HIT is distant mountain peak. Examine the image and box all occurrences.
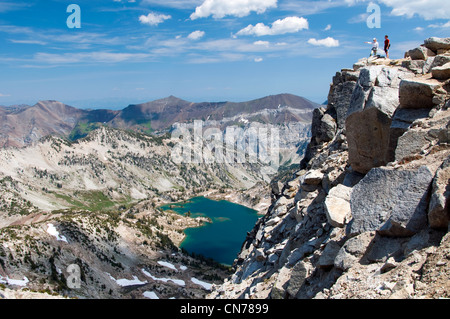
[0,94,318,148]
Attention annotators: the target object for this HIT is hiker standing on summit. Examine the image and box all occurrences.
[384,35,391,58]
[365,38,379,57]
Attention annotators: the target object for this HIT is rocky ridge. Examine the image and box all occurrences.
[210,37,450,299]
[0,94,315,150]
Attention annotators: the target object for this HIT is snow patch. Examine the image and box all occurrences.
[107,273,147,287]
[191,277,212,291]
[143,291,159,299]
[239,117,249,124]
[47,224,68,243]
[157,261,177,271]
[141,269,185,287]
[0,275,29,287]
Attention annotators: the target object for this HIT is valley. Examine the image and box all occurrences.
[0,94,315,299]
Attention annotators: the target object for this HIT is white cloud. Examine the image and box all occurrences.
[254,40,269,47]
[254,57,263,62]
[33,52,151,64]
[190,0,277,19]
[0,93,11,97]
[324,24,332,31]
[307,37,340,47]
[345,0,450,20]
[348,13,369,24]
[236,16,308,37]
[0,2,28,13]
[379,0,450,20]
[280,0,346,15]
[283,0,450,20]
[9,39,47,45]
[188,30,206,40]
[428,21,450,29]
[139,12,172,26]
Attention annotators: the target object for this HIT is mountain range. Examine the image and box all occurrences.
[0,94,318,148]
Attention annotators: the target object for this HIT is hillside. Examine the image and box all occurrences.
[210,37,450,300]
[0,101,118,148]
[0,126,274,219]
[0,126,272,299]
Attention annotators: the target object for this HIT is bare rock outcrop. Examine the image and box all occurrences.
[348,166,434,237]
[346,66,414,174]
[210,37,450,300]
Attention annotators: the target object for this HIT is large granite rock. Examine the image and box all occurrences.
[324,184,352,228]
[346,66,414,174]
[346,104,393,174]
[319,114,337,142]
[432,62,450,80]
[407,46,435,61]
[328,72,358,129]
[430,55,450,69]
[311,107,337,144]
[334,232,376,271]
[286,261,309,297]
[318,241,341,269]
[303,170,324,185]
[387,108,432,163]
[424,37,450,52]
[348,166,434,237]
[428,156,450,229]
[395,129,433,162]
[399,78,442,109]
[402,60,426,74]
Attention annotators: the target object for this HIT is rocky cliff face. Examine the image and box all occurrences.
[210,37,450,299]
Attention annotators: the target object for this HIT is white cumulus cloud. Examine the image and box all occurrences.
[345,0,450,20]
[188,30,206,40]
[428,21,450,29]
[380,0,450,20]
[139,12,172,26]
[236,16,308,36]
[307,37,340,47]
[191,0,278,19]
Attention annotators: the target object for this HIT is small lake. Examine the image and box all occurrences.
[160,196,260,265]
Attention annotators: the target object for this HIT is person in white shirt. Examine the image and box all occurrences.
[365,38,379,57]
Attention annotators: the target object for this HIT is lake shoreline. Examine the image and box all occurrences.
[159,196,260,265]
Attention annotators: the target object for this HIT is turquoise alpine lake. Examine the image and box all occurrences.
[160,196,260,265]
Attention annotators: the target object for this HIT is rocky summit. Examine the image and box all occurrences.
[210,37,450,300]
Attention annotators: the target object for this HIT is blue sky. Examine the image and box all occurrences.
[0,0,449,109]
